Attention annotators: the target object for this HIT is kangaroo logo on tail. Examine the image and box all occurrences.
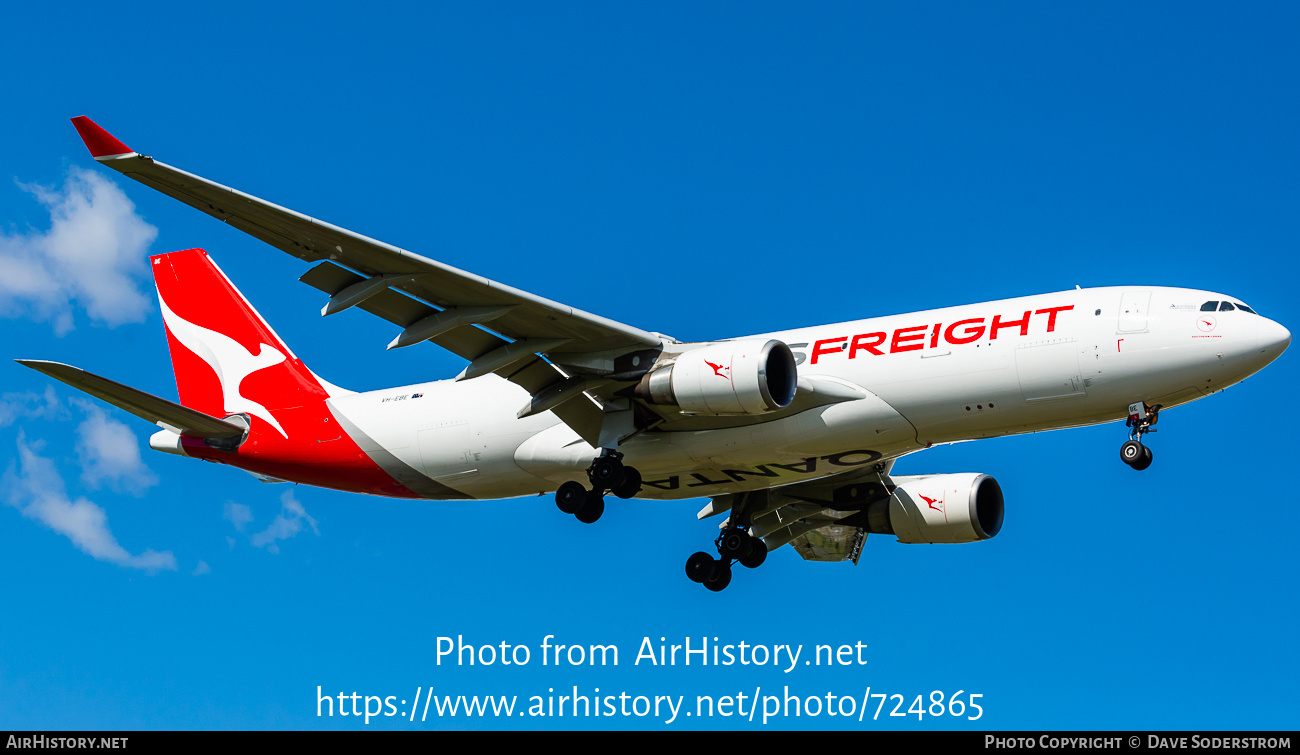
[158,295,289,438]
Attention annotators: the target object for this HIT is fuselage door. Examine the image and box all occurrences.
[1117,290,1151,333]
[1015,340,1087,402]
[418,420,478,481]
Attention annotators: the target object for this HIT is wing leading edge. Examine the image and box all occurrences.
[70,116,664,445]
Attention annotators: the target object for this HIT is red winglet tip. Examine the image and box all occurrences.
[70,116,133,158]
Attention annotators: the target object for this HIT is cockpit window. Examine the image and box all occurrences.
[1219,301,1235,312]
[1200,301,1219,311]
[1236,303,1257,314]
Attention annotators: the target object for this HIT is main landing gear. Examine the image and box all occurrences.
[554,449,642,524]
[685,525,768,593]
[1120,402,1161,471]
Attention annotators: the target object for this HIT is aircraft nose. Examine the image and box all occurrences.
[1259,317,1291,354]
[1217,314,1289,381]
[1242,317,1292,375]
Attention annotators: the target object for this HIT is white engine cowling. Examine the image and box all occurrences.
[637,339,798,416]
[867,473,1004,544]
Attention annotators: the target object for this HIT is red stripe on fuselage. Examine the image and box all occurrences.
[180,402,420,498]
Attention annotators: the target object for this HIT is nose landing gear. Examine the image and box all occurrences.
[1120,402,1160,471]
[553,449,642,524]
[1120,440,1152,470]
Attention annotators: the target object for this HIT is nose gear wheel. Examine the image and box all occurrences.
[1120,402,1160,471]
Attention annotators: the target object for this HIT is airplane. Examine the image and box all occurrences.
[19,116,1290,592]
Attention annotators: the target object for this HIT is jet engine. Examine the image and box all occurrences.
[865,473,1004,544]
[635,339,798,416]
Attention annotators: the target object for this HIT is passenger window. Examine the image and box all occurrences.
[1219,302,1235,311]
[1200,301,1218,311]
[1236,303,1257,314]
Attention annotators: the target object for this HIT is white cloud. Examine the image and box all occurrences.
[223,501,253,532]
[249,490,319,554]
[72,399,157,495]
[0,167,157,334]
[3,433,176,571]
[0,385,63,427]
[223,492,320,554]
[192,560,212,576]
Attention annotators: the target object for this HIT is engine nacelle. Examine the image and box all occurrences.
[865,473,1004,544]
[636,339,798,416]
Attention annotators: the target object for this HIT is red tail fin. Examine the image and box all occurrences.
[152,249,328,437]
[150,249,418,498]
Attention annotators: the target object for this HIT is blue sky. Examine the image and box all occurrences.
[1,2,1297,730]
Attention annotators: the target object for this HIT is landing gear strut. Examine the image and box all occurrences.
[553,449,642,524]
[685,492,769,592]
[685,526,767,592]
[1121,402,1160,471]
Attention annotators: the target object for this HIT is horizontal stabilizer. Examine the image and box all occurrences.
[15,359,246,440]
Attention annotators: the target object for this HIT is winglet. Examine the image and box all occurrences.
[70,116,135,159]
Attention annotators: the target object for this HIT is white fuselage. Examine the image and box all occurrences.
[325,286,1289,500]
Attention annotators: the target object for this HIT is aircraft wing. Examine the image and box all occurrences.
[71,116,664,445]
[700,460,897,563]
